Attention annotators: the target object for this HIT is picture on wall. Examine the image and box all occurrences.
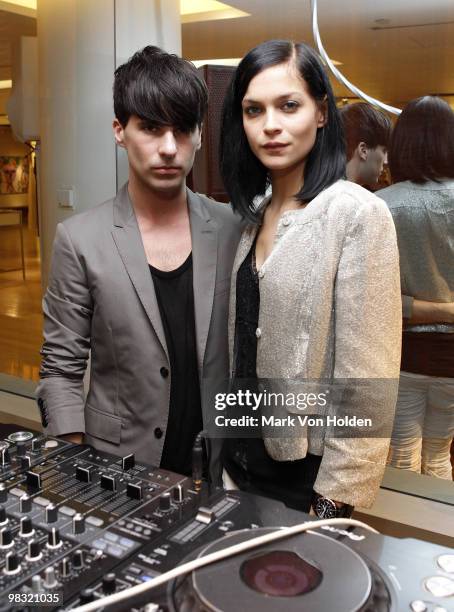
[0,156,30,195]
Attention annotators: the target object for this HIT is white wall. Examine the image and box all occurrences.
[37,0,181,284]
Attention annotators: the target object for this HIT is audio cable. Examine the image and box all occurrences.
[72,516,379,611]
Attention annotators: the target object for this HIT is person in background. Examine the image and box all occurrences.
[378,96,454,478]
[339,102,392,189]
[219,39,401,518]
[37,46,242,482]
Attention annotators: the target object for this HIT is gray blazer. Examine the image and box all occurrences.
[37,184,242,481]
[228,180,402,507]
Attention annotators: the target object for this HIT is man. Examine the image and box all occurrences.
[37,46,242,482]
[339,102,392,188]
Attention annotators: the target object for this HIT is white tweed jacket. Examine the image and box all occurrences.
[228,179,402,508]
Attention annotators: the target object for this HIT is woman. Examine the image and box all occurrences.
[219,40,402,517]
[377,96,454,479]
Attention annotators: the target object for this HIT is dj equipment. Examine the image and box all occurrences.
[0,428,453,612]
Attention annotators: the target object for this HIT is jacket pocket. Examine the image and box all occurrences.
[85,403,121,444]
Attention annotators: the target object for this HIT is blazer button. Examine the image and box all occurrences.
[258,269,264,279]
[255,328,262,339]
[154,428,163,439]
[160,367,169,378]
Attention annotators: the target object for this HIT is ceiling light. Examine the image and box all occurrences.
[0,80,12,90]
[181,0,249,24]
[191,58,242,67]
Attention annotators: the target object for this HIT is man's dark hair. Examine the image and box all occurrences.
[113,45,208,131]
[389,95,454,184]
[220,40,345,222]
[339,102,392,161]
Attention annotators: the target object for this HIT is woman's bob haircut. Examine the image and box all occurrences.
[389,96,454,184]
[220,39,346,222]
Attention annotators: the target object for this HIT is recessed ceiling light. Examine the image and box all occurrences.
[181,0,249,23]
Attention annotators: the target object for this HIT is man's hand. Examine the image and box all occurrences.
[60,433,83,444]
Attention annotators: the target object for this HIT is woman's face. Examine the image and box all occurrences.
[241,62,326,175]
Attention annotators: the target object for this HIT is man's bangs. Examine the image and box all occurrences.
[126,77,201,132]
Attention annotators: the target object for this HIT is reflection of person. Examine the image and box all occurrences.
[378,96,454,479]
[220,40,401,517]
[37,46,242,480]
[339,102,392,189]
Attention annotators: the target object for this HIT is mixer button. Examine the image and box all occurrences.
[158,492,172,513]
[0,506,7,526]
[0,484,7,503]
[31,438,42,452]
[122,454,135,471]
[100,474,117,491]
[21,456,32,469]
[424,576,454,598]
[437,554,454,574]
[127,482,143,500]
[26,471,41,490]
[86,515,104,527]
[72,549,85,569]
[72,513,85,535]
[79,589,95,604]
[45,503,58,523]
[61,557,71,578]
[19,494,32,513]
[75,465,94,482]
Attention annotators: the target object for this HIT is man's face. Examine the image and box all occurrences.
[361,144,388,187]
[113,115,201,198]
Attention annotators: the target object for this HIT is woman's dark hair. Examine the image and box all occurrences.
[220,40,346,221]
[113,45,208,131]
[389,96,454,184]
[339,102,392,161]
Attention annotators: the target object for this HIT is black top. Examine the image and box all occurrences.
[222,242,321,512]
[149,254,202,476]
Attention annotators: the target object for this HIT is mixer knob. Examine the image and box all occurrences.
[79,589,95,604]
[60,556,71,578]
[173,484,185,503]
[0,527,13,548]
[102,573,117,594]
[0,506,7,526]
[159,492,172,513]
[47,527,62,549]
[121,453,135,471]
[45,503,58,524]
[100,474,117,491]
[19,494,32,513]
[0,448,10,466]
[72,549,84,569]
[72,513,85,535]
[4,552,20,574]
[20,516,35,537]
[43,566,58,589]
[0,483,7,503]
[27,539,42,561]
[16,442,27,457]
[31,438,42,452]
[126,482,143,500]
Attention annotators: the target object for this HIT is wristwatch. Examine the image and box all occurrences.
[313,494,353,519]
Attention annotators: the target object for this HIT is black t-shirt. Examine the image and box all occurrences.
[149,254,202,475]
[222,242,321,512]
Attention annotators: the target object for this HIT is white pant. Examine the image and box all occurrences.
[387,371,454,479]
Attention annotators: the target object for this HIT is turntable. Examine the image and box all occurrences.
[168,527,393,612]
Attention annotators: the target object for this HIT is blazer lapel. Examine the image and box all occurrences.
[188,190,218,374]
[111,184,168,360]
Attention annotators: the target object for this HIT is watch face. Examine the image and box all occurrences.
[315,497,338,519]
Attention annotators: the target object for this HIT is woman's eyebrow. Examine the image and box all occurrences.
[242,92,303,105]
